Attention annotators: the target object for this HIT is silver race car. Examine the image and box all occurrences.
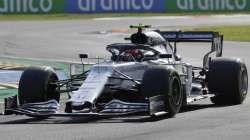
[3,24,248,118]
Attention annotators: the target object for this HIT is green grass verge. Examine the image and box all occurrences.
[0,57,70,74]
[187,25,250,42]
[0,57,93,76]
[0,58,70,100]
[0,89,17,102]
[0,57,94,99]
[0,12,250,21]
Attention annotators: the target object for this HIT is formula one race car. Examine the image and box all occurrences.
[3,24,248,118]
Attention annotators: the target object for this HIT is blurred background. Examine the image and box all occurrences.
[0,1,250,140]
[0,0,249,102]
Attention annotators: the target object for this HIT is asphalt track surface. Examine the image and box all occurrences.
[0,15,250,140]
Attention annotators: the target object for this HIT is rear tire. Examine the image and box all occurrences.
[208,58,248,105]
[141,67,183,117]
[18,66,59,105]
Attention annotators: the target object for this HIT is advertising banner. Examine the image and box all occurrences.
[65,0,166,13]
[0,0,64,14]
[166,0,250,12]
[1,0,249,14]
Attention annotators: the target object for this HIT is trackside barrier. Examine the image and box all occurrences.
[166,0,250,13]
[0,0,64,13]
[0,0,249,14]
[0,0,166,14]
[66,0,166,13]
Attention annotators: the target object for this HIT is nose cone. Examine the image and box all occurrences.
[71,101,92,111]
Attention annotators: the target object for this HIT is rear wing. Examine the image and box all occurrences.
[159,31,222,43]
[159,31,224,69]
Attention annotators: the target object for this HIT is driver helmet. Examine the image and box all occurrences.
[126,49,143,60]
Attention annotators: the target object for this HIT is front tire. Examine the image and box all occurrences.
[18,66,59,105]
[208,58,248,105]
[141,67,183,117]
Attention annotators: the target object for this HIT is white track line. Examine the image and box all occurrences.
[93,16,191,21]
[93,14,250,21]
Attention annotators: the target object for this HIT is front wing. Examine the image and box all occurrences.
[3,95,166,118]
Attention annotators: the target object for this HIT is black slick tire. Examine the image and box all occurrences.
[141,66,183,117]
[18,66,59,105]
[208,58,248,105]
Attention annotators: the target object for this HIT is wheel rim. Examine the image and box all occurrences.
[240,70,248,96]
[47,74,59,102]
[171,78,182,106]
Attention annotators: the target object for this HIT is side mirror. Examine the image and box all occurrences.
[124,37,131,41]
[79,54,88,59]
[159,54,172,59]
[175,54,182,61]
